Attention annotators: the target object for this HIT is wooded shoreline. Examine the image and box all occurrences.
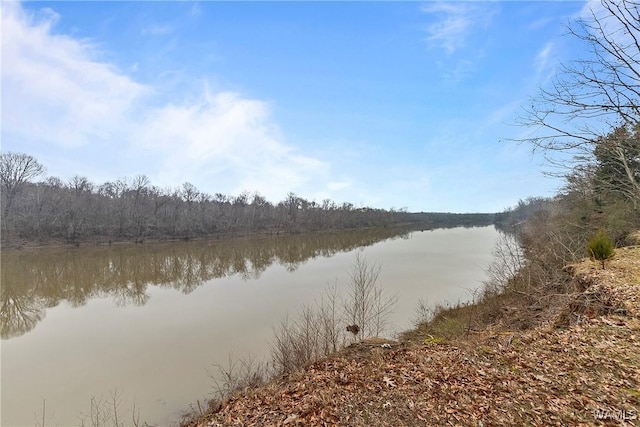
[0,152,498,250]
[1,222,416,251]
[2,196,498,252]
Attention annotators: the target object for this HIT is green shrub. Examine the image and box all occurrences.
[423,335,446,345]
[587,229,615,269]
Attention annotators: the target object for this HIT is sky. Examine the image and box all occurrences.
[1,1,593,213]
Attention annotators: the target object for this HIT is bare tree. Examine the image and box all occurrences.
[519,0,639,147]
[269,284,348,375]
[208,354,267,400]
[0,152,45,233]
[516,0,640,201]
[64,176,94,241]
[486,231,526,293]
[131,175,151,238]
[0,152,488,244]
[343,253,397,339]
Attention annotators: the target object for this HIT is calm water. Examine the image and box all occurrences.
[1,226,499,426]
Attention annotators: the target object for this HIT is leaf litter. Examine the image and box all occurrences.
[191,247,640,426]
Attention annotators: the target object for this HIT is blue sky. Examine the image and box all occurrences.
[2,1,591,212]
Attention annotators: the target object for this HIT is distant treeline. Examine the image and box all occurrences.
[1,152,496,247]
[493,197,554,231]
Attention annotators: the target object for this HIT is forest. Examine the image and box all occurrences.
[0,154,495,247]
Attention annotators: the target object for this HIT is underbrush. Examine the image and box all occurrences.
[180,254,396,427]
[404,225,639,344]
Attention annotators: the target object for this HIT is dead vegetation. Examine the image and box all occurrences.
[184,245,640,427]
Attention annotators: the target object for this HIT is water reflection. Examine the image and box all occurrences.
[1,227,413,339]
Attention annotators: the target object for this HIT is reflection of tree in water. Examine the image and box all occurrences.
[110,281,150,307]
[172,252,210,294]
[0,261,46,339]
[105,251,151,306]
[1,227,413,338]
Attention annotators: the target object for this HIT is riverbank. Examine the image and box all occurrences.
[186,246,640,426]
[0,222,436,252]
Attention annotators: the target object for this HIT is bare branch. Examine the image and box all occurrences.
[514,0,640,156]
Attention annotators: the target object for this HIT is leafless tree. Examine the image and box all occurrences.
[0,152,45,233]
[516,0,639,202]
[0,152,494,245]
[519,0,639,147]
[208,354,267,401]
[343,253,397,339]
[486,231,526,293]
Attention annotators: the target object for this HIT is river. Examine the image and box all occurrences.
[1,225,499,426]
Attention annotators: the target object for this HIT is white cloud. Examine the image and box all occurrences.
[1,2,334,203]
[1,1,147,148]
[527,16,556,31]
[135,91,330,201]
[422,2,496,54]
[327,181,351,191]
[141,24,174,36]
[534,42,555,81]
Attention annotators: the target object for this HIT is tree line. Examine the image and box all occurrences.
[0,152,496,247]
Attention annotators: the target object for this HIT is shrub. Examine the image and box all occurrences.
[587,229,615,269]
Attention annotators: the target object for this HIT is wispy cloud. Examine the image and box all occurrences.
[1,1,147,148]
[141,24,174,36]
[1,1,332,202]
[527,16,556,31]
[135,91,330,200]
[534,42,555,78]
[422,2,496,54]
